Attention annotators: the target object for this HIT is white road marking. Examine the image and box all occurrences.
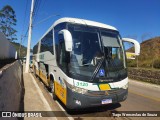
[49,93,74,120]
[30,73,57,120]
[129,79,160,89]
[55,101,65,112]
[55,101,74,120]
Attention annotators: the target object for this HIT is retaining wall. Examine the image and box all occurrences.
[128,67,160,85]
[0,60,24,112]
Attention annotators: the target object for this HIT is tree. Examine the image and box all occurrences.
[0,5,17,41]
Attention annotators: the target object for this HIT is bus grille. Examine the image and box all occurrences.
[87,89,124,96]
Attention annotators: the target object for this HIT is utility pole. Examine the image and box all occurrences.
[25,0,34,73]
[19,35,23,58]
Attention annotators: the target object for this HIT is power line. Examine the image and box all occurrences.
[32,0,42,24]
[41,0,46,11]
[21,0,29,35]
[34,0,42,22]
[19,0,41,58]
[24,27,29,38]
[33,0,38,15]
[21,0,39,43]
[34,14,60,26]
[19,0,29,57]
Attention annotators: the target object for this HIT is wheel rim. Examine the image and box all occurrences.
[34,66,36,74]
[50,81,54,93]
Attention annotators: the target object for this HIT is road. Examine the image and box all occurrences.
[30,70,160,120]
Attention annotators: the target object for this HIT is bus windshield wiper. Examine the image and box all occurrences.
[90,56,104,81]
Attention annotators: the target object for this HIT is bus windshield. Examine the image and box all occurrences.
[67,24,127,83]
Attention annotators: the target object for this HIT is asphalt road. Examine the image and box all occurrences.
[30,71,160,120]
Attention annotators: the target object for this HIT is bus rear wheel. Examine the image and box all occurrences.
[33,66,37,78]
[50,78,57,100]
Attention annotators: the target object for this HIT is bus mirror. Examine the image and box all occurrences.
[122,38,140,56]
[59,29,73,52]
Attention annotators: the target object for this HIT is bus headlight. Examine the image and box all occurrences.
[73,87,88,94]
[66,82,88,94]
[122,83,128,89]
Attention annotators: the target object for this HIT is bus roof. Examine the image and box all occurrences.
[35,17,118,46]
[53,17,117,31]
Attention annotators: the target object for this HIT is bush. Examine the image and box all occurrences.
[127,60,137,67]
[153,59,160,69]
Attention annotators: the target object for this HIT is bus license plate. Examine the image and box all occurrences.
[101,99,112,104]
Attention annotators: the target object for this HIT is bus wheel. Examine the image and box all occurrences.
[34,66,37,77]
[50,78,57,100]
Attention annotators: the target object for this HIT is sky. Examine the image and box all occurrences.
[0,0,160,48]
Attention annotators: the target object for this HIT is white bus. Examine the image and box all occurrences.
[33,17,140,109]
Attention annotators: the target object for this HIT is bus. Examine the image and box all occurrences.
[33,17,140,109]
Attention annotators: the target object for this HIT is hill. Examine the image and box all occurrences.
[11,42,27,58]
[127,36,160,69]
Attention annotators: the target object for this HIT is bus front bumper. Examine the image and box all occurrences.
[66,88,128,109]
